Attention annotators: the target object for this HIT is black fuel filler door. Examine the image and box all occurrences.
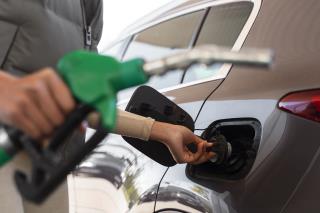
[186,118,261,191]
[122,85,194,167]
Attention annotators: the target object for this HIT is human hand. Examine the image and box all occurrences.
[0,68,75,139]
[150,121,215,164]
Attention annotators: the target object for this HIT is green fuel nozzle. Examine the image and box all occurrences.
[0,128,21,167]
[57,51,148,131]
[0,146,12,167]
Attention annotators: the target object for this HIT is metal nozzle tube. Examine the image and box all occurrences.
[143,45,274,77]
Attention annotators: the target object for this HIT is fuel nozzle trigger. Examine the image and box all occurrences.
[9,105,108,204]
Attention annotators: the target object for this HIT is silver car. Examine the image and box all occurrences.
[69,0,320,212]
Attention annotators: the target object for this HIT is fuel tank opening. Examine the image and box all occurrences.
[188,118,261,183]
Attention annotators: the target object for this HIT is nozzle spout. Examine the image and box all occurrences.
[143,45,274,77]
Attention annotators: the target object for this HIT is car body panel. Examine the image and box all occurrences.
[155,164,228,213]
[156,0,320,212]
[163,79,223,119]
[157,113,320,213]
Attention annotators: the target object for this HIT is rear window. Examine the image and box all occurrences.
[183,2,253,83]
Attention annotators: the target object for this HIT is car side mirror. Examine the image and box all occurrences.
[122,85,194,167]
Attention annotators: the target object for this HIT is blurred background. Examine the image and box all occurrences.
[98,0,172,50]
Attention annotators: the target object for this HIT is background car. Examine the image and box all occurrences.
[68,0,320,212]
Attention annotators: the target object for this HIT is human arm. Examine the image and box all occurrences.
[95,110,215,164]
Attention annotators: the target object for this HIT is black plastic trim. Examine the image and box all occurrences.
[186,118,261,191]
[123,86,194,167]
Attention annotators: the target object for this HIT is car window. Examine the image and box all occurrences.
[183,2,254,83]
[101,39,128,59]
[122,10,205,90]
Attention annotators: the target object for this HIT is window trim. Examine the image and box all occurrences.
[189,8,211,48]
[182,0,257,84]
[120,35,134,60]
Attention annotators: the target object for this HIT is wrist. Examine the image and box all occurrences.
[149,121,171,144]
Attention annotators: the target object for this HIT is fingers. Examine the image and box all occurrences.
[22,68,75,138]
[191,151,216,165]
[191,142,215,165]
[187,140,205,162]
[16,94,53,136]
[183,137,217,164]
[16,114,41,139]
[41,68,75,115]
[188,152,216,164]
[5,103,41,139]
[187,141,214,165]
[27,79,64,127]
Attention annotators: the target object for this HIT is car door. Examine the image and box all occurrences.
[154,1,261,213]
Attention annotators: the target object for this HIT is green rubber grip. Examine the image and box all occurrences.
[57,51,148,131]
[0,148,12,167]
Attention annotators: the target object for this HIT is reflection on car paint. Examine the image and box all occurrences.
[69,133,167,213]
